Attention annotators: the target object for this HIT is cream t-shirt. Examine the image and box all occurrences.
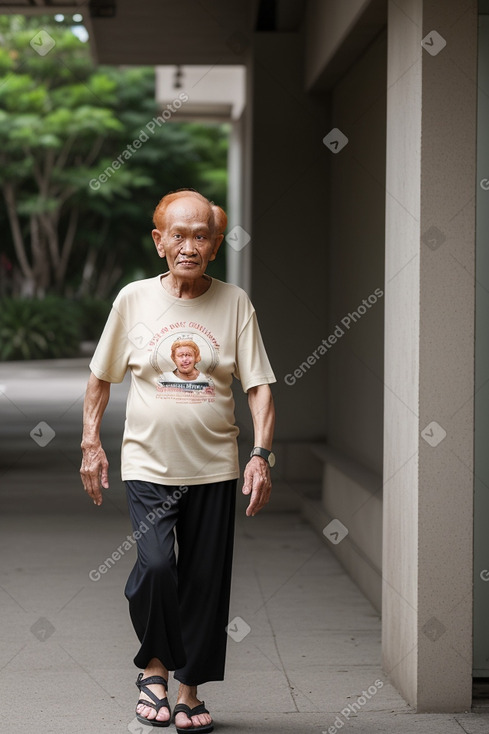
[89,275,276,485]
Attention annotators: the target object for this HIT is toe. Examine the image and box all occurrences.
[192,713,211,727]
[175,712,192,729]
[139,705,156,720]
[156,708,170,722]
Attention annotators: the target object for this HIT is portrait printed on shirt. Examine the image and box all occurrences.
[148,322,219,403]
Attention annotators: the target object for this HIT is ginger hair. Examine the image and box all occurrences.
[153,189,227,236]
[211,204,227,236]
[170,339,201,364]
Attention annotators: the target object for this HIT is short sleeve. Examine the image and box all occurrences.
[234,311,276,393]
[89,303,130,383]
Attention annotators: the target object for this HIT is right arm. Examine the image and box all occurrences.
[80,372,111,506]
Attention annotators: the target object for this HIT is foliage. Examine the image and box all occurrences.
[0,295,111,359]
[0,296,80,360]
[72,297,111,341]
[0,14,229,300]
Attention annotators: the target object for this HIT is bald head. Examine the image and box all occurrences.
[153,190,226,237]
[162,196,214,238]
[151,190,226,283]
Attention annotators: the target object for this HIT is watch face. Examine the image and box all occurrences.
[250,448,275,467]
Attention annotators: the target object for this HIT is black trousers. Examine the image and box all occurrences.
[124,479,237,686]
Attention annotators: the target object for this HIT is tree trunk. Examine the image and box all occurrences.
[95,248,122,299]
[3,183,34,292]
[30,214,49,297]
[78,246,98,297]
[56,204,79,291]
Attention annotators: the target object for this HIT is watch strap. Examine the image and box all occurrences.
[250,447,275,466]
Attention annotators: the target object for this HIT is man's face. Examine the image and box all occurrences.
[173,346,197,375]
[152,198,223,280]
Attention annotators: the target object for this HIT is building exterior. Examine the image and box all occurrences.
[2,0,487,713]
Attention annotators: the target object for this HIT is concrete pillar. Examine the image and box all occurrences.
[382,0,477,711]
[226,115,251,292]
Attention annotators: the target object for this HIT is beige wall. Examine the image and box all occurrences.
[244,0,478,713]
[307,29,387,614]
[244,22,386,604]
[382,0,422,706]
[382,0,477,711]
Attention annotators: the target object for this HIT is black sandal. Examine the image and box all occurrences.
[135,673,171,728]
[173,701,213,733]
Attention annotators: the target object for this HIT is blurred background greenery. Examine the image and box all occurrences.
[0,14,229,359]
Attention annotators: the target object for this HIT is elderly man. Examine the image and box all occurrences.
[80,190,276,733]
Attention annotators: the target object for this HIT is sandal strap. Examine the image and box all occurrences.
[136,673,169,708]
[137,696,170,714]
[173,701,209,718]
[136,673,168,690]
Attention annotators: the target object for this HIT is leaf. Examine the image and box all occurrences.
[0,17,228,299]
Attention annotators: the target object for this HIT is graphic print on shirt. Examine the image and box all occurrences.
[148,321,220,403]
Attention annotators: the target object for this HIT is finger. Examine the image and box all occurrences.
[80,469,93,497]
[242,463,254,496]
[91,487,103,506]
[246,476,265,517]
[100,458,109,489]
[81,468,103,506]
[87,478,102,505]
[248,475,272,517]
[246,494,259,516]
[242,459,264,496]
[257,484,271,512]
[90,471,103,505]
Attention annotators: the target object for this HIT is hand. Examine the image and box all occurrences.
[80,442,109,506]
[242,456,272,517]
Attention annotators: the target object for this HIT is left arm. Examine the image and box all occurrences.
[242,383,275,516]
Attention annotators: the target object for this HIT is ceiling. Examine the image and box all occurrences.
[0,0,307,65]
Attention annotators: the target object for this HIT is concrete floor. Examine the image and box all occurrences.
[1,359,489,734]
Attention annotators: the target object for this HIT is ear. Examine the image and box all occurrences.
[152,229,166,259]
[209,233,224,262]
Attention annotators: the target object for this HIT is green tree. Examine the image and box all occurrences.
[0,15,228,299]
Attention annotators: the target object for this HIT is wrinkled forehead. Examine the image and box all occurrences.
[164,198,213,230]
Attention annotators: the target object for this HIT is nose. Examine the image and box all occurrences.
[180,238,196,255]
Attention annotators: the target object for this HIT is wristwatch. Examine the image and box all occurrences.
[250,447,276,467]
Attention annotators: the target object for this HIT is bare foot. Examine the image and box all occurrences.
[175,683,212,730]
[136,658,171,725]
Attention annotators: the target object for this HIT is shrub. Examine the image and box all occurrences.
[0,296,81,360]
[72,297,111,341]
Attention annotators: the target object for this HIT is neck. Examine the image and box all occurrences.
[161,273,211,299]
[176,368,199,380]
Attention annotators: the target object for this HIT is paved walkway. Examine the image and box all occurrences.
[1,359,489,733]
